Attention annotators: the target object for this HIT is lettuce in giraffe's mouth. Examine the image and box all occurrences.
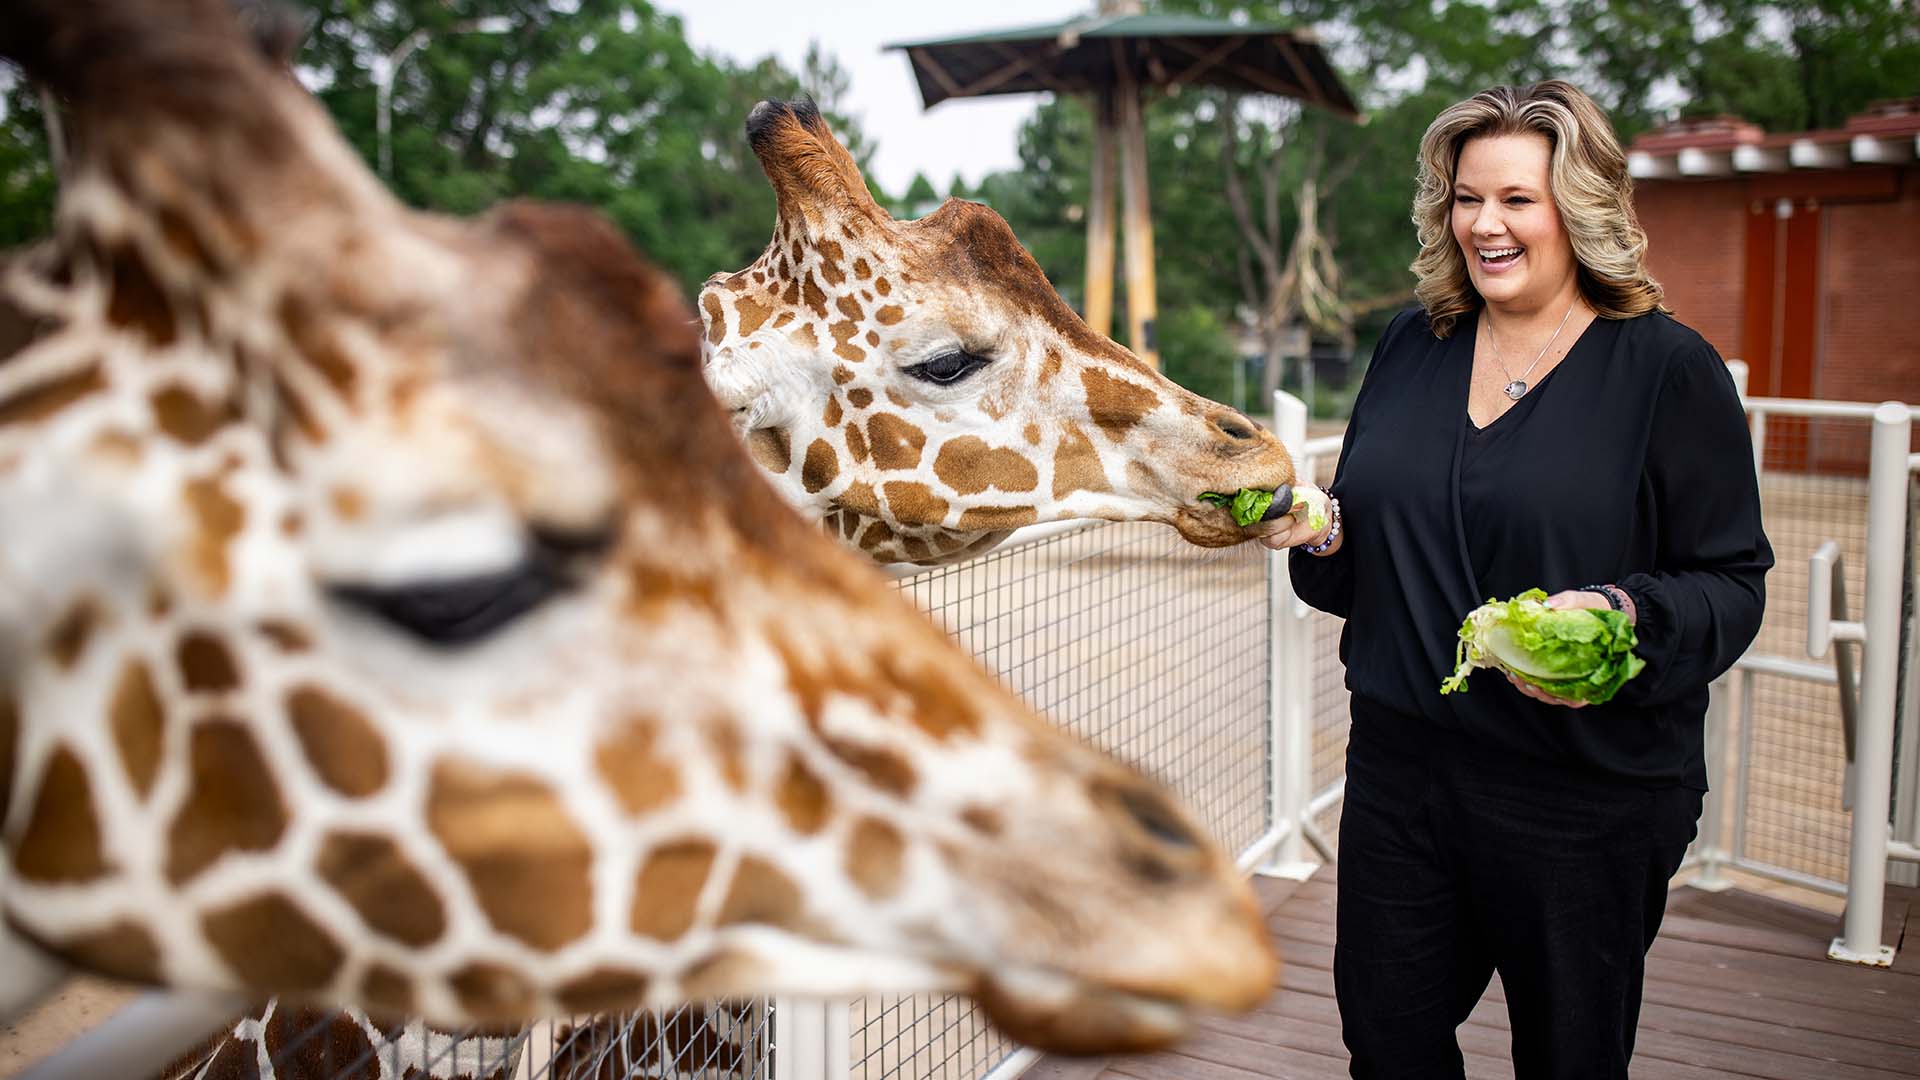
[1197,486,1328,529]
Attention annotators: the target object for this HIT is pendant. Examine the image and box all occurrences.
[1504,380,1527,400]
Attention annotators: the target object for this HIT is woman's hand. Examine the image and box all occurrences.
[1502,589,1617,709]
[1255,516,1332,552]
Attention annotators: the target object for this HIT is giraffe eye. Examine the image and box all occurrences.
[905,351,989,385]
[328,525,614,647]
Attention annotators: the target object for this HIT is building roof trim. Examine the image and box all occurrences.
[1629,100,1920,180]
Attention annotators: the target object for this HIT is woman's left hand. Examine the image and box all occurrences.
[1502,589,1613,709]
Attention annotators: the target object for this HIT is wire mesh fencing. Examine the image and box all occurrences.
[1726,410,1878,889]
[151,998,776,1080]
[854,520,1274,1080]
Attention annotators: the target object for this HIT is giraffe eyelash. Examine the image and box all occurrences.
[904,350,991,386]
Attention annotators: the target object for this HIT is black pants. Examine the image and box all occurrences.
[1334,710,1702,1080]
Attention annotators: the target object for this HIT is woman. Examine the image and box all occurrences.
[1263,81,1771,1077]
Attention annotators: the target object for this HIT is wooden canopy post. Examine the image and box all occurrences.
[1116,57,1158,368]
[1084,88,1117,340]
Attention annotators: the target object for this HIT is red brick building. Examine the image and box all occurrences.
[1627,101,1920,415]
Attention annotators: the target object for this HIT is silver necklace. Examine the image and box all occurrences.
[1485,298,1578,401]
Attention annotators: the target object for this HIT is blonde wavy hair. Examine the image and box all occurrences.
[1411,80,1667,338]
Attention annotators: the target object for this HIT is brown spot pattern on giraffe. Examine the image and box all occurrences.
[450,962,536,1022]
[151,384,234,445]
[287,685,388,797]
[802,438,839,494]
[847,817,905,900]
[1052,424,1111,497]
[631,839,717,940]
[957,506,1039,531]
[184,474,245,597]
[427,760,594,951]
[57,921,162,985]
[46,595,101,669]
[168,720,288,884]
[866,414,926,470]
[778,752,831,835]
[202,892,343,991]
[844,420,870,463]
[254,619,312,652]
[702,293,726,345]
[557,969,652,1014]
[14,747,111,883]
[1081,368,1159,442]
[177,631,241,692]
[882,481,948,526]
[596,716,682,816]
[736,296,773,336]
[832,365,854,386]
[838,480,880,517]
[933,436,1039,495]
[821,735,917,797]
[822,396,844,427]
[874,305,904,325]
[718,856,805,930]
[315,830,447,947]
[0,364,106,428]
[361,964,416,1016]
[105,244,176,346]
[747,427,791,473]
[277,294,358,399]
[848,388,874,409]
[110,660,166,799]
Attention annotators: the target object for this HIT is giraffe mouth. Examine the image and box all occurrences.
[974,970,1195,1055]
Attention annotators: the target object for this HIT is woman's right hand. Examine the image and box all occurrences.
[1256,515,1332,552]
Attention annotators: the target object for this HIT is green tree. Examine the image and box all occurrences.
[0,1,882,295]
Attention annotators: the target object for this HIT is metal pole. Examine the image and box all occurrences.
[773,998,827,1080]
[17,991,242,1080]
[1083,89,1117,339]
[1830,401,1911,967]
[1695,675,1733,891]
[1261,389,1316,880]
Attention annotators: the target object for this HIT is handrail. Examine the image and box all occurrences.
[1807,540,1865,807]
[1745,397,1920,421]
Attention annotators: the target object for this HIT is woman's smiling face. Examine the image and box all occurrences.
[1450,132,1577,310]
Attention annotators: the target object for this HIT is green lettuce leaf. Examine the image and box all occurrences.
[1199,484,1331,529]
[1438,588,1646,705]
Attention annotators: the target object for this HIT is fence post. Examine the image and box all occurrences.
[774,998,828,1080]
[1694,674,1734,891]
[1830,402,1912,967]
[1260,389,1317,880]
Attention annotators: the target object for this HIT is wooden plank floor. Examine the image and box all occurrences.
[1029,866,1920,1080]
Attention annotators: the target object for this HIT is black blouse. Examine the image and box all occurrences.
[1291,307,1772,788]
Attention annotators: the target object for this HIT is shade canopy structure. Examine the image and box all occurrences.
[893,14,1358,118]
[889,6,1360,369]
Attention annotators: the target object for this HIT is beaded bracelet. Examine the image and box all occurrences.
[1580,584,1635,623]
[1302,496,1342,556]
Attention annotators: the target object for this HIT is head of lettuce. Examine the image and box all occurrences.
[1439,588,1645,705]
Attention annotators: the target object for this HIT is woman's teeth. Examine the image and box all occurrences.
[1479,246,1523,266]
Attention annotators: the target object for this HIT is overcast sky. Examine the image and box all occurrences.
[669,0,1092,196]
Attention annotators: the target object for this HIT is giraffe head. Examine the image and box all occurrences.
[700,102,1297,565]
[0,0,1274,1052]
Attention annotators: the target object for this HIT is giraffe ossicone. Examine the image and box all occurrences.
[700,100,1298,565]
[0,0,1274,1058]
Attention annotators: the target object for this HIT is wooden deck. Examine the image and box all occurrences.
[1030,867,1920,1080]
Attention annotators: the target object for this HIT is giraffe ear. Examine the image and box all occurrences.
[745,99,889,230]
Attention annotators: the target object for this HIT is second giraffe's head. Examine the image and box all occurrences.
[701,101,1297,564]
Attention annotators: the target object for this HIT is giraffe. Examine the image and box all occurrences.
[699,101,1300,566]
[0,0,1276,1063]
[158,1002,526,1080]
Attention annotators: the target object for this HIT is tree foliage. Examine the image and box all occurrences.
[0,0,877,295]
